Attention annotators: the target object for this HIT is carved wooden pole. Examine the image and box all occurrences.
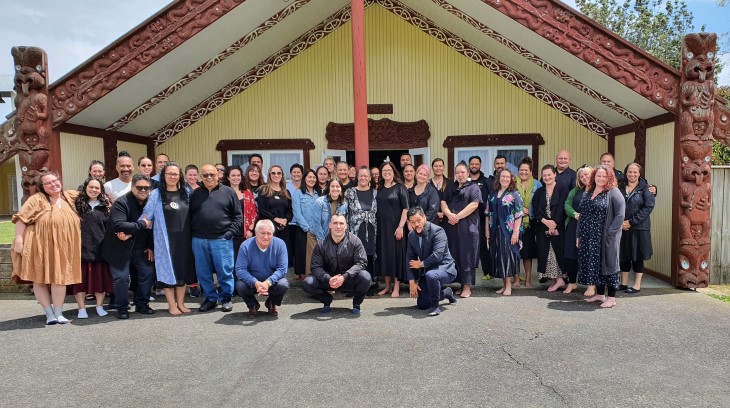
[8,47,57,203]
[351,0,369,168]
[672,33,716,288]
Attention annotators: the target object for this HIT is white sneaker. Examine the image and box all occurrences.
[96,306,108,317]
[77,308,89,319]
[149,296,155,302]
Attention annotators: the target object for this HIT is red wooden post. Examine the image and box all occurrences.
[351,0,369,168]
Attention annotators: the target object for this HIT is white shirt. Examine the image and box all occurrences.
[104,178,131,202]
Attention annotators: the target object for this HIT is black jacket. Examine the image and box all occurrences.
[101,192,152,269]
[618,179,655,230]
[190,184,242,239]
[80,205,109,263]
[310,232,367,282]
[471,171,492,219]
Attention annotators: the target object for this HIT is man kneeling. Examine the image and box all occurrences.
[304,213,370,315]
[407,206,457,316]
[235,220,289,317]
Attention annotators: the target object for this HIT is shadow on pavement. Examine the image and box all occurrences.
[289,307,364,320]
[213,311,279,326]
[373,305,455,319]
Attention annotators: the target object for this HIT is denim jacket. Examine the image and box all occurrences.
[292,188,319,233]
[312,195,348,240]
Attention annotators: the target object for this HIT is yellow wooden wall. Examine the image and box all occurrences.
[0,159,16,215]
[162,4,604,169]
[614,133,635,172]
[644,123,674,278]
[60,132,104,188]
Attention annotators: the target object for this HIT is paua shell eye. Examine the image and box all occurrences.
[686,52,694,59]
[680,259,689,270]
[700,261,708,270]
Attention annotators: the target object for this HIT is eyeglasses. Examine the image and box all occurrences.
[135,186,151,191]
[270,171,282,175]
[201,173,216,179]
[42,179,61,186]
[165,173,180,177]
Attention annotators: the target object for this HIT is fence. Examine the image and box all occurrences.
[711,166,730,284]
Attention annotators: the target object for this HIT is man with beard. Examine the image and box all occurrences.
[104,151,134,202]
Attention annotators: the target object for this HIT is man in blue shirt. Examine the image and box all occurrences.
[235,220,289,317]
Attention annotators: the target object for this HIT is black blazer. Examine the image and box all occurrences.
[406,222,457,281]
[101,192,152,269]
[532,183,569,233]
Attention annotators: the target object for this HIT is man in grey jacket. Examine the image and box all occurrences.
[304,213,370,315]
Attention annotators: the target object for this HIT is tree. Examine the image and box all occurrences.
[713,86,730,165]
[575,0,698,70]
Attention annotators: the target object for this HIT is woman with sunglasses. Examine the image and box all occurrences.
[256,165,293,252]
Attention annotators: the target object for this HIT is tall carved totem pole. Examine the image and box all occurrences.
[675,33,718,288]
[0,47,53,203]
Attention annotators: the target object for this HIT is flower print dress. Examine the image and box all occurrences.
[488,190,524,278]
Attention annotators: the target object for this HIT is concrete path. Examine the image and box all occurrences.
[0,277,728,407]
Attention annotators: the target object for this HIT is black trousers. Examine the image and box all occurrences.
[302,271,372,308]
[564,258,579,284]
[478,215,491,276]
[109,249,155,310]
[292,225,308,277]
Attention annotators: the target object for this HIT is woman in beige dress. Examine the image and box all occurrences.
[12,171,82,325]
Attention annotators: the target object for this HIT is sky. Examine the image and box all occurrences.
[1,0,729,116]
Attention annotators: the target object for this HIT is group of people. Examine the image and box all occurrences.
[10,148,655,325]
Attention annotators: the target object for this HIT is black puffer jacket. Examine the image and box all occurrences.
[310,232,367,282]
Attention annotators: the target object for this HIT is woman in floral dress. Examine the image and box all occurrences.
[486,169,524,296]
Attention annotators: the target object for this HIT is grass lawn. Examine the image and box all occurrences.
[0,222,13,245]
[707,293,730,304]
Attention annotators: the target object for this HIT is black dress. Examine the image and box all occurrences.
[408,183,441,224]
[442,181,482,285]
[533,183,568,279]
[255,190,293,259]
[375,183,409,281]
[160,191,195,287]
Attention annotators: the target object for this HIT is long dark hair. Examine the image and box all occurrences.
[158,162,188,205]
[299,169,317,194]
[327,178,345,206]
[246,163,262,190]
[222,165,249,192]
[378,161,402,189]
[76,177,111,215]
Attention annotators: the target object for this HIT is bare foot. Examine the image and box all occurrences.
[583,290,595,297]
[563,284,577,294]
[460,290,472,298]
[502,288,512,296]
[377,288,392,296]
[496,287,505,294]
[293,275,303,281]
[178,305,192,313]
[168,306,182,315]
[512,282,520,289]
[600,297,616,308]
[585,295,606,303]
[391,289,400,298]
[525,283,532,288]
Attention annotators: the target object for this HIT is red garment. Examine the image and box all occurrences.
[241,190,258,235]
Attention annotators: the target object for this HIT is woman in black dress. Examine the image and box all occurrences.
[430,158,453,225]
[345,167,378,294]
[578,165,625,308]
[140,162,195,315]
[375,161,409,297]
[441,162,481,298]
[533,165,569,292]
[256,165,293,249]
[409,164,440,223]
[563,165,592,294]
[618,163,655,294]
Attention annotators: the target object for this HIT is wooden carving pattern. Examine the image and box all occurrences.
[326,119,430,150]
[379,0,609,137]
[712,101,730,146]
[633,120,646,169]
[216,139,315,169]
[482,0,679,113]
[676,33,716,289]
[50,0,246,125]
[431,0,639,123]
[107,0,311,131]
[154,1,374,145]
[0,47,53,203]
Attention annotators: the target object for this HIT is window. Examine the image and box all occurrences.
[454,145,532,175]
[228,150,304,175]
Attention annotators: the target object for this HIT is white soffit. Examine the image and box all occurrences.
[448,0,668,120]
[119,0,348,135]
[68,0,287,131]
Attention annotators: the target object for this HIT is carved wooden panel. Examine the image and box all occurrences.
[326,118,430,150]
[367,104,393,114]
[216,139,315,169]
[674,33,717,289]
[50,0,246,125]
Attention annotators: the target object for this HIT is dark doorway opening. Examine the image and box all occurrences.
[346,149,409,169]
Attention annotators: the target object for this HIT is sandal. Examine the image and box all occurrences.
[625,287,641,294]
